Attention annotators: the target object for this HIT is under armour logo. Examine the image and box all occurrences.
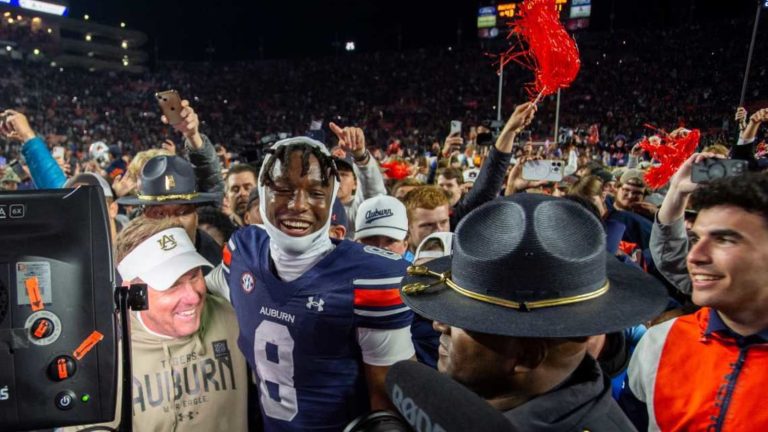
[157,234,177,251]
[306,296,324,312]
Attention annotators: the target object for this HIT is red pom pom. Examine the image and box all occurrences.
[502,0,581,97]
[638,129,701,189]
[380,161,411,181]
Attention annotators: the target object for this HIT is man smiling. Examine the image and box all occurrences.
[629,173,768,431]
[223,137,414,431]
[115,217,248,431]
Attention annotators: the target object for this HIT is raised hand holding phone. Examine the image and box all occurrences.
[450,120,462,136]
[157,91,203,149]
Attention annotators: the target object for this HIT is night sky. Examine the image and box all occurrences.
[66,0,760,61]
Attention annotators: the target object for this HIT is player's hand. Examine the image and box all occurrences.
[329,122,367,159]
[0,109,36,142]
[162,100,202,149]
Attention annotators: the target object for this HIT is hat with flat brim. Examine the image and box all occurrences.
[400,195,668,338]
[117,155,221,206]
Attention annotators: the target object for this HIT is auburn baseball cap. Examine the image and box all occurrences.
[117,227,212,291]
[355,195,408,241]
[463,168,480,184]
[414,232,454,262]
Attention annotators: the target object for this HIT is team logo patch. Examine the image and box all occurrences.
[212,340,230,359]
[157,234,177,251]
[241,272,255,293]
[306,296,324,312]
[164,175,176,190]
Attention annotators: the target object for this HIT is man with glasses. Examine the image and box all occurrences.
[117,155,223,271]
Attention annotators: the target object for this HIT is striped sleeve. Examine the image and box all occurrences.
[353,276,413,330]
[221,238,235,274]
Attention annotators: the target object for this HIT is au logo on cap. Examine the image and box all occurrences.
[157,234,178,251]
[164,175,176,191]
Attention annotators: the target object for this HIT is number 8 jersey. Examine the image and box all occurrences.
[224,226,414,431]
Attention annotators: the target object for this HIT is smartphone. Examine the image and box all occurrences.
[155,90,183,125]
[0,156,6,167]
[8,159,29,181]
[450,120,462,136]
[691,159,747,184]
[52,146,65,160]
[522,160,564,182]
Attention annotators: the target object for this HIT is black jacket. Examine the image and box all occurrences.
[196,228,222,274]
[185,133,225,199]
[504,356,637,432]
[450,146,511,230]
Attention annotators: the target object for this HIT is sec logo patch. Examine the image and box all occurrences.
[241,272,255,294]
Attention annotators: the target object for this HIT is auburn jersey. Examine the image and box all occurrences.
[224,226,412,431]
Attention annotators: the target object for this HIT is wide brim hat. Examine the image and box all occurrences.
[117,155,220,206]
[401,194,668,338]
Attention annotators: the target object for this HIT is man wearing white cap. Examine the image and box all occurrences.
[462,168,480,195]
[355,195,411,260]
[114,217,248,431]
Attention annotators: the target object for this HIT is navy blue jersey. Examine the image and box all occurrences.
[224,226,412,432]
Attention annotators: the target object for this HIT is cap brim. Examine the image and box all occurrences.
[117,192,221,206]
[140,251,213,291]
[354,226,408,241]
[401,255,668,338]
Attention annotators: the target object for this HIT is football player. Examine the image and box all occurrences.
[223,137,415,431]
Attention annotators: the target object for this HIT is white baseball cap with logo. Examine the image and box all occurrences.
[463,168,480,184]
[117,227,212,291]
[355,195,408,241]
[414,232,454,262]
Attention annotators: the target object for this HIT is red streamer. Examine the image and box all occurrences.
[502,0,581,97]
[380,160,411,181]
[638,129,701,189]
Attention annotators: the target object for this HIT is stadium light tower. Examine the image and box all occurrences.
[345,41,355,52]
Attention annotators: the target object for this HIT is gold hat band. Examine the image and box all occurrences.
[403,265,610,311]
[136,192,200,202]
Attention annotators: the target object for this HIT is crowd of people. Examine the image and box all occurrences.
[0,12,766,432]
[0,16,765,167]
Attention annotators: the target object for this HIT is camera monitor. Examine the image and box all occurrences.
[0,187,117,431]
